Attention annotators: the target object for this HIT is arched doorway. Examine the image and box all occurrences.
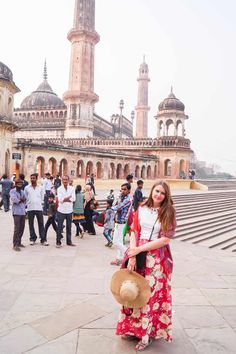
[59,159,68,176]
[179,159,186,178]
[116,163,123,179]
[5,149,10,176]
[96,161,102,179]
[109,163,115,179]
[154,165,158,179]
[141,165,146,179]
[164,159,172,176]
[124,164,130,178]
[77,160,84,178]
[147,165,152,179]
[36,156,45,178]
[49,157,57,176]
[86,161,93,175]
[135,165,140,179]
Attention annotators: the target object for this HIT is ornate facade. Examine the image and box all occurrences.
[1,0,193,180]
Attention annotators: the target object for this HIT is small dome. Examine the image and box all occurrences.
[0,61,13,82]
[20,61,65,109]
[158,89,185,112]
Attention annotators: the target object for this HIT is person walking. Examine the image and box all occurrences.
[110,183,132,266]
[116,180,176,351]
[56,175,76,248]
[44,193,59,242]
[24,173,48,246]
[73,184,85,238]
[42,172,52,215]
[133,179,144,212]
[10,179,27,251]
[0,174,13,212]
[103,199,114,247]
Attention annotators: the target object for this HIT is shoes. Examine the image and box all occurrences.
[75,234,79,237]
[19,244,26,248]
[105,242,110,247]
[110,259,122,266]
[13,246,21,252]
[30,241,36,245]
[135,338,153,351]
[79,232,84,238]
[56,243,62,248]
[67,243,76,247]
[41,241,49,246]
[105,241,113,247]
[88,232,96,235]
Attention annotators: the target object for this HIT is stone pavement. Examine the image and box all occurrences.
[0,208,236,354]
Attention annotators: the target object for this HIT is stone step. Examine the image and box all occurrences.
[175,221,236,242]
[177,204,236,221]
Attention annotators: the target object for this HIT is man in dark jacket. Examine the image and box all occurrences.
[133,180,144,211]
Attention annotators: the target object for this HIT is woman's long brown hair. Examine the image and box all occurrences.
[142,180,176,232]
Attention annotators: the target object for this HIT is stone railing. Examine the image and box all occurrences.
[27,136,190,149]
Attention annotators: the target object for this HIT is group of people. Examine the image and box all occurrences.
[6,172,99,251]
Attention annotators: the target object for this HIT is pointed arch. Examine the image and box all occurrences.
[109,163,115,179]
[77,160,85,178]
[96,161,102,179]
[141,165,146,179]
[59,159,68,176]
[116,163,123,179]
[135,165,140,179]
[86,161,93,175]
[147,165,152,179]
[164,159,172,177]
[36,156,45,178]
[49,157,57,176]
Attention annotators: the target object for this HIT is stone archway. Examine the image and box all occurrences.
[49,157,57,176]
[109,163,115,179]
[164,159,172,177]
[154,165,158,179]
[179,159,186,178]
[116,163,123,179]
[141,165,146,179]
[36,156,45,178]
[135,165,140,179]
[147,165,152,179]
[59,159,68,176]
[77,160,85,178]
[86,161,93,175]
[96,161,102,179]
[124,164,130,178]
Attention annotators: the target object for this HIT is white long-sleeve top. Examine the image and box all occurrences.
[57,185,75,214]
[24,184,44,211]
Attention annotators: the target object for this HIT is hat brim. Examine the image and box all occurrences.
[110,269,151,309]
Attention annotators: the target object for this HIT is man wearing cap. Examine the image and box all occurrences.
[10,179,27,251]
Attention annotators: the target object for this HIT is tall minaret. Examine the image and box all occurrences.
[135,56,150,138]
[63,0,100,138]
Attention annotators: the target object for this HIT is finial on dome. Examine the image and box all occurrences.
[43,60,47,80]
[143,54,146,63]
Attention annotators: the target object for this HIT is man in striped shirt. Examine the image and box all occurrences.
[110,183,132,266]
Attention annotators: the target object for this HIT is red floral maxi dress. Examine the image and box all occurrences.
[116,206,175,343]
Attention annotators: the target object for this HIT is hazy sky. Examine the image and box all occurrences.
[1,0,236,175]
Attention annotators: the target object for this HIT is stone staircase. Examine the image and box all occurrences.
[196,179,236,190]
[96,190,236,252]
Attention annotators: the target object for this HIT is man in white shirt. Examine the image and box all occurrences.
[56,175,76,248]
[25,173,48,246]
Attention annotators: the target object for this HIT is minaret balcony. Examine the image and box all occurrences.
[67,29,100,44]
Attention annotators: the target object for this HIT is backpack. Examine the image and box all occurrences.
[95,211,106,227]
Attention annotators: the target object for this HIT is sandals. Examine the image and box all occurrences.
[135,338,153,351]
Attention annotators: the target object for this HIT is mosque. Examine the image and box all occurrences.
[0,0,193,180]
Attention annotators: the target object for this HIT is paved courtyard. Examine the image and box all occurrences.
[0,203,236,354]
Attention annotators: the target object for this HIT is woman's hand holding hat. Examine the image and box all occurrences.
[127,257,136,272]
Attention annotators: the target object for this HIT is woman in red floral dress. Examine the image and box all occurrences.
[116,180,176,351]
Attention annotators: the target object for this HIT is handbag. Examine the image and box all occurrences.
[122,218,157,271]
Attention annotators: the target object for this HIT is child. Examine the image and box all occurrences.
[44,193,58,243]
[107,189,115,203]
[103,199,115,247]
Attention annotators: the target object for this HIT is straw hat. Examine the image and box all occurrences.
[110,269,151,309]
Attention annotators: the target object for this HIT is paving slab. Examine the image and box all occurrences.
[0,324,46,354]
